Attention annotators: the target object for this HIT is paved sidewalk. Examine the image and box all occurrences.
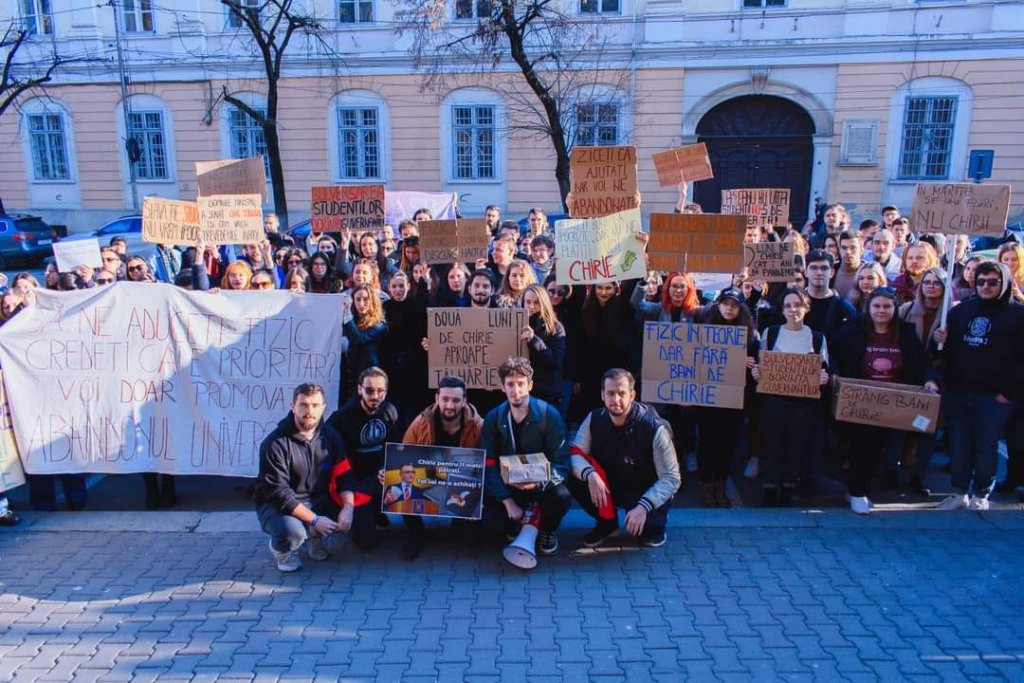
[2,510,1023,682]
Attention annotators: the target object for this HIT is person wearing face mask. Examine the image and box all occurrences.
[832,288,938,514]
[520,284,567,410]
[933,261,1024,510]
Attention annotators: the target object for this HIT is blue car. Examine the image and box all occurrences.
[0,214,59,268]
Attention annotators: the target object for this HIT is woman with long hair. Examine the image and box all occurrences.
[752,288,831,507]
[398,236,421,274]
[521,284,567,410]
[577,281,640,419]
[630,271,699,322]
[220,260,253,290]
[998,242,1024,302]
[342,283,389,400]
[308,251,342,294]
[847,262,888,314]
[495,259,537,308]
[832,287,938,514]
[283,267,310,293]
[429,263,471,307]
[954,255,988,301]
[383,271,430,418]
[544,276,584,421]
[693,288,759,507]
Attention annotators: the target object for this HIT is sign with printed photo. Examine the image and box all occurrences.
[382,443,485,520]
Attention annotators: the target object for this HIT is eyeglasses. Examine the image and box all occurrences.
[253,280,273,289]
[668,284,687,290]
[547,288,567,297]
[103,256,120,263]
[288,260,303,266]
[921,280,943,287]
[976,277,1002,287]
[95,278,115,284]
[127,264,144,272]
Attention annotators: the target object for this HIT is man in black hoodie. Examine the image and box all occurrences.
[254,383,354,573]
[935,261,1024,510]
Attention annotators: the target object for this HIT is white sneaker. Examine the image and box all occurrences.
[849,496,872,515]
[685,453,698,473]
[743,458,760,479]
[968,496,990,511]
[269,540,302,572]
[936,494,969,511]
[307,534,329,561]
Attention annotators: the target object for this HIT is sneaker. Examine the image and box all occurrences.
[307,534,329,561]
[936,493,969,511]
[849,495,872,515]
[538,531,559,555]
[685,453,698,473]
[582,520,619,548]
[743,458,760,479]
[641,528,667,548]
[968,495,990,511]
[269,540,302,572]
[0,508,20,527]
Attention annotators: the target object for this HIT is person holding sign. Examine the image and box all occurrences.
[752,288,831,507]
[481,357,572,567]
[692,288,759,507]
[568,369,680,548]
[832,288,939,515]
[254,383,354,573]
[933,261,1024,511]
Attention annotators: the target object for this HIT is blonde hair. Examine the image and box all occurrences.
[524,284,560,336]
[351,283,386,330]
[497,258,537,306]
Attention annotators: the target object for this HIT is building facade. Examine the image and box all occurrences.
[1,0,1022,231]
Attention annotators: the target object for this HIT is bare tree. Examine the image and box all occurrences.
[395,0,627,210]
[218,0,329,226]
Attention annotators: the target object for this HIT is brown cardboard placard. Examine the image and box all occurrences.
[652,149,684,187]
[196,156,268,202]
[419,218,491,264]
[744,241,797,282]
[640,321,748,409]
[142,197,201,246]
[910,183,1011,237]
[197,194,264,245]
[570,146,638,218]
[310,184,385,234]
[721,188,791,231]
[832,377,940,434]
[652,142,715,187]
[647,213,747,274]
[427,308,525,389]
[756,351,822,398]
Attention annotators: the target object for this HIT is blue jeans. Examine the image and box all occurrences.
[944,392,1015,498]
[257,503,308,553]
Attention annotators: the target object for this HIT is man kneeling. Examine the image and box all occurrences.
[254,383,355,572]
[568,369,681,548]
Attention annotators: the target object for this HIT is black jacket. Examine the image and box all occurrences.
[254,414,349,515]
[832,318,937,386]
[326,397,402,481]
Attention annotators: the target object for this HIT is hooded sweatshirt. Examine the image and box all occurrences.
[942,262,1024,401]
[254,414,349,515]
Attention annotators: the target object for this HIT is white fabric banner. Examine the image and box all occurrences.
[0,283,342,477]
[385,191,458,228]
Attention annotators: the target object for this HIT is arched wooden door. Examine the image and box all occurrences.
[694,95,814,226]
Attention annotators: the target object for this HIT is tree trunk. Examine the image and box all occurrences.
[264,122,288,227]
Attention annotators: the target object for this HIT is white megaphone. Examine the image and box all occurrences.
[502,524,538,570]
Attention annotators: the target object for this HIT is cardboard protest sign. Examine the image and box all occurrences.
[53,238,102,272]
[142,197,201,246]
[382,443,485,520]
[910,183,1011,237]
[427,308,525,390]
[418,218,490,264]
[554,208,646,285]
[652,143,714,187]
[310,184,385,234]
[196,156,268,202]
[198,195,264,245]
[756,351,821,399]
[744,242,797,282]
[641,322,748,408]
[721,188,791,230]
[570,146,638,218]
[647,213,747,274]
[0,284,342,476]
[500,453,551,486]
[833,377,940,434]
[385,190,458,228]
[0,372,26,493]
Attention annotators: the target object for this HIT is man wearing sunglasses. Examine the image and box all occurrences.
[934,261,1024,510]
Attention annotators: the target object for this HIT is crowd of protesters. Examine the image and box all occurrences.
[1,198,1022,576]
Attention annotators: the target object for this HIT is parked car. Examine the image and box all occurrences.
[62,215,143,251]
[0,214,59,268]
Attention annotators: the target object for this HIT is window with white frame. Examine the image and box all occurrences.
[580,0,619,14]
[228,107,271,178]
[455,0,493,20]
[574,102,619,146]
[127,110,169,180]
[226,0,260,28]
[339,0,373,23]
[337,107,380,179]
[897,96,957,180]
[742,0,785,7]
[121,0,154,33]
[452,105,495,180]
[21,0,53,35]
[27,112,70,181]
